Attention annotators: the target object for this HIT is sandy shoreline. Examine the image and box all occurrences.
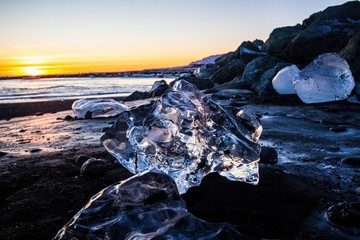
[0,97,360,239]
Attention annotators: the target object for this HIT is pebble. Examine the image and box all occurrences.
[0,151,8,157]
[74,155,90,166]
[325,146,341,152]
[326,202,360,227]
[80,158,111,176]
[64,115,74,121]
[341,156,360,167]
[329,126,347,132]
[84,111,92,119]
[19,129,26,133]
[35,112,44,116]
[260,146,278,164]
[30,148,42,153]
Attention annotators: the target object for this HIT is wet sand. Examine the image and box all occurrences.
[0,97,359,239]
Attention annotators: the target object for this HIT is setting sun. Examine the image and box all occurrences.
[22,66,46,76]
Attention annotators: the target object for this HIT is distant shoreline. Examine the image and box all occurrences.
[0,96,126,120]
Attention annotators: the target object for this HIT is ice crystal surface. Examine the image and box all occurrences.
[54,171,242,239]
[101,80,262,193]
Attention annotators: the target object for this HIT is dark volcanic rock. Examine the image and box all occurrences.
[124,90,149,101]
[80,158,112,176]
[64,115,74,121]
[341,156,360,167]
[260,146,278,164]
[30,148,42,153]
[339,29,360,82]
[147,80,169,98]
[238,55,290,95]
[0,151,7,157]
[174,76,214,90]
[329,126,347,132]
[287,1,360,64]
[262,24,303,59]
[74,155,91,166]
[326,202,360,227]
[211,59,246,84]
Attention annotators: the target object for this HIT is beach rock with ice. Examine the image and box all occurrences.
[272,65,299,94]
[147,79,169,98]
[101,80,262,194]
[54,171,243,239]
[293,53,354,104]
[235,55,290,96]
[72,99,128,119]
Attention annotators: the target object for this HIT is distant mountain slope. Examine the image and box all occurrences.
[189,54,223,66]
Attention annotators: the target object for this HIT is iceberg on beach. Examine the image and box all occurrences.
[72,98,128,119]
[101,80,262,194]
[293,53,355,104]
[272,65,299,94]
[54,171,242,239]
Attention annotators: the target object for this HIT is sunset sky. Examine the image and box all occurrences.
[0,0,351,77]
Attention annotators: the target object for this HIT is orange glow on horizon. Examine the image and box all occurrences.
[0,55,198,77]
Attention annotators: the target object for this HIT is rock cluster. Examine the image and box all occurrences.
[190,1,360,103]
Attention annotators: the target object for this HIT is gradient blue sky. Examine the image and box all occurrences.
[0,0,354,76]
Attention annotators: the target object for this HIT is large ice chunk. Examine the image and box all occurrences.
[72,98,128,119]
[101,80,262,193]
[54,171,242,239]
[272,65,299,94]
[293,53,355,104]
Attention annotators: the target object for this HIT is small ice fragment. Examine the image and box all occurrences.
[101,80,262,194]
[54,171,242,239]
[272,65,299,94]
[293,53,355,104]
[72,99,128,119]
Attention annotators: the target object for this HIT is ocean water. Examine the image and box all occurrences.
[0,77,174,104]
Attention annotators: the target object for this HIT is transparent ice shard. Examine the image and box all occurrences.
[101,80,262,194]
[72,98,128,119]
[293,53,355,104]
[272,65,299,94]
[54,171,242,240]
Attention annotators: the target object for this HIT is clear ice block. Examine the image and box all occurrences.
[101,80,262,194]
[72,98,128,119]
[293,53,355,104]
[54,171,242,239]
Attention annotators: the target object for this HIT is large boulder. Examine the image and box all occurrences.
[339,29,360,82]
[287,1,360,64]
[237,55,290,95]
[211,59,246,84]
[262,25,303,60]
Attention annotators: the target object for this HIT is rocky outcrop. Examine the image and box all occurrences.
[263,1,360,67]
[339,29,360,82]
[262,25,302,60]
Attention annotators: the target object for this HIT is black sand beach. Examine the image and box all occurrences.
[0,96,359,239]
